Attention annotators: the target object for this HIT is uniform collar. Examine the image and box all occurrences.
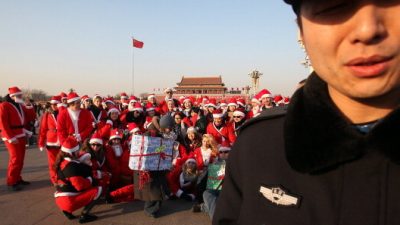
[284,72,400,174]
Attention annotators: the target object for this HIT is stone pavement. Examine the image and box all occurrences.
[0,141,211,225]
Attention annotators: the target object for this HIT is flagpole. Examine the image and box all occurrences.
[131,37,135,95]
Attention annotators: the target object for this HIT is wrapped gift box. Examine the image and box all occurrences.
[206,161,226,190]
[129,135,174,171]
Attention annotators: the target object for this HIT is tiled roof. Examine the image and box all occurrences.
[177,76,224,86]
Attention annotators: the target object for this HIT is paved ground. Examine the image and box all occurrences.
[0,140,211,225]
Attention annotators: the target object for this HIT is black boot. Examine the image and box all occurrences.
[79,214,97,223]
[7,184,22,191]
[18,180,31,185]
[180,192,194,202]
[62,211,77,220]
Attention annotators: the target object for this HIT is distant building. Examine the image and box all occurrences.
[175,76,227,95]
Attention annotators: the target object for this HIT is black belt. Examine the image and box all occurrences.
[10,125,24,129]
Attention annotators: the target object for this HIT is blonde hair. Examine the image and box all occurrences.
[201,134,218,157]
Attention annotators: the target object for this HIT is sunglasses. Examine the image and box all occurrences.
[233,116,242,118]
[91,143,102,147]
[219,151,230,154]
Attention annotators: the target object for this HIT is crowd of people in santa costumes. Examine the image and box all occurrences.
[1,85,289,222]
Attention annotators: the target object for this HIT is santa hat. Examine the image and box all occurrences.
[92,94,102,101]
[104,97,115,105]
[145,102,155,112]
[78,152,91,163]
[81,95,90,103]
[258,89,272,100]
[67,92,80,103]
[227,98,238,107]
[218,145,231,152]
[147,93,156,101]
[60,92,68,100]
[107,106,120,116]
[129,96,138,104]
[89,133,103,145]
[187,126,197,134]
[251,92,261,104]
[274,95,284,105]
[61,136,80,154]
[185,158,197,164]
[233,108,246,118]
[133,102,143,112]
[219,99,227,107]
[120,92,128,99]
[127,122,140,134]
[183,97,192,104]
[284,97,290,105]
[109,129,123,140]
[50,95,61,104]
[212,109,224,118]
[208,98,218,108]
[8,86,22,97]
[236,98,246,107]
[164,87,173,93]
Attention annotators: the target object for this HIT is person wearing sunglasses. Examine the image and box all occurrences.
[231,109,246,137]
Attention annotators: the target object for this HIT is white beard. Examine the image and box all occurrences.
[112,145,123,157]
[14,97,24,104]
[128,104,135,112]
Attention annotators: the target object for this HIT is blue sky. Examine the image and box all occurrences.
[0,0,308,97]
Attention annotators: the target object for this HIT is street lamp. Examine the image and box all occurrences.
[249,69,263,96]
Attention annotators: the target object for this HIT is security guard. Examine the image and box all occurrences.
[214,1,400,224]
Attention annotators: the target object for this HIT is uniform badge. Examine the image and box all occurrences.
[259,185,301,207]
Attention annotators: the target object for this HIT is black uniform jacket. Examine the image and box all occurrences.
[213,73,400,225]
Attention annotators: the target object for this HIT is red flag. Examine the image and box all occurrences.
[132,38,144,48]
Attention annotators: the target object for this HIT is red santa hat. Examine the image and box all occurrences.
[164,87,173,93]
[133,102,143,112]
[147,93,156,101]
[60,92,68,100]
[183,97,192,104]
[187,126,197,134]
[208,98,218,108]
[61,136,80,154]
[219,99,227,107]
[8,86,22,97]
[127,122,140,134]
[104,97,115,105]
[50,95,61,104]
[258,89,272,100]
[236,98,246,107]
[212,108,224,118]
[218,145,231,153]
[67,92,80,103]
[89,132,103,145]
[120,92,128,99]
[107,106,120,116]
[233,108,246,118]
[109,129,123,140]
[185,158,197,165]
[251,92,261,104]
[227,98,238,107]
[129,96,138,104]
[145,102,155,112]
[274,95,284,105]
[284,97,290,105]
[81,95,90,103]
[92,94,102,101]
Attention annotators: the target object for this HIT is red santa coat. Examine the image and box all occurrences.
[38,111,61,184]
[191,147,217,171]
[54,158,101,213]
[57,108,94,145]
[206,122,236,147]
[0,101,36,143]
[105,144,132,186]
[38,112,60,148]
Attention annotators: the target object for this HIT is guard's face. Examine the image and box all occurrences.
[300,0,400,99]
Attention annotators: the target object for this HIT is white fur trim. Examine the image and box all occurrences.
[107,108,120,115]
[89,137,103,144]
[233,111,245,117]
[133,107,143,112]
[106,120,113,126]
[185,158,197,164]
[50,99,60,104]
[227,103,237,107]
[67,97,81,103]
[61,145,80,153]
[261,94,272,99]
[86,177,93,184]
[130,127,140,134]
[94,186,103,200]
[213,113,224,118]
[147,95,155,100]
[54,191,79,197]
[10,91,23,97]
[219,146,231,152]
[146,107,155,112]
[110,135,122,140]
